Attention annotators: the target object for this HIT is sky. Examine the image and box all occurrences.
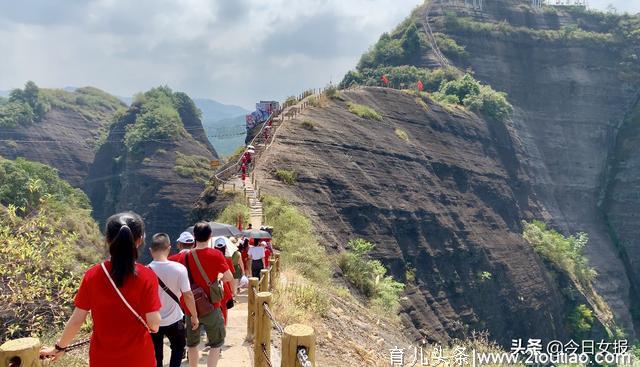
[0,0,638,109]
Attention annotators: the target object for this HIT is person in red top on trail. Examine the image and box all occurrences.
[240,162,247,183]
[168,231,195,262]
[40,212,162,367]
[170,222,233,367]
[213,238,236,325]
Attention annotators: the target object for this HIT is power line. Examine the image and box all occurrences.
[0,124,246,135]
[0,131,247,144]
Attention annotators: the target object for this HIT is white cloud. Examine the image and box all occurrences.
[0,0,637,108]
[588,0,640,14]
[0,0,421,108]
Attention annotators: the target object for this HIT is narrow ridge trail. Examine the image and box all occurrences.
[162,93,318,366]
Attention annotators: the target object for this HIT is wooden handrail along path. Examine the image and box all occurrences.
[219,89,324,366]
[0,90,325,367]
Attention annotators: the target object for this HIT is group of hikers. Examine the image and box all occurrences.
[40,212,275,367]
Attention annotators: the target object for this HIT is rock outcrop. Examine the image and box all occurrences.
[0,87,124,187]
[251,0,640,344]
[255,88,606,344]
[423,0,640,336]
[84,89,217,261]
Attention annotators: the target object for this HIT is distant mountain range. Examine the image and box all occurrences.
[1,87,250,155]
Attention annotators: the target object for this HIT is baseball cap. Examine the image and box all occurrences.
[214,237,227,248]
[177,231,195,244]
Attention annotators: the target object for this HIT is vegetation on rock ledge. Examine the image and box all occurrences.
[124,86,196,156]
[0,157,102,339]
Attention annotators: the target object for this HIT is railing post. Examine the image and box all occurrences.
[247,277,259,341]
[0,338,42,367]
[282,324,316,367]
[269,258,278,290]
[254,292,272,367]
[260,268,270,292]
[274,253,281,278]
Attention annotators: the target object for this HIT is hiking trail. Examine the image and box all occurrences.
[162,93,318,367]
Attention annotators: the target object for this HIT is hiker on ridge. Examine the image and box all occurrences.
[148,233,199,367]
[40,212,162,367]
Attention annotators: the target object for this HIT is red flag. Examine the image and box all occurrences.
[381,75,389,86]
[417,80,424,91]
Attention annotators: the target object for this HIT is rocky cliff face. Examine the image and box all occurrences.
[84,89,217,262]
[423,0,640,336]
[255,88,609,344]
[249,0,640,344]
[0,87,124,187]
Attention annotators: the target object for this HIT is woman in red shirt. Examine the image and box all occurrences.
[41,212,162,367]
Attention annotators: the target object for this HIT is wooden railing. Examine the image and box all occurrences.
[1,88,329,367]
[246,253,316,367]
[214,88,327,192]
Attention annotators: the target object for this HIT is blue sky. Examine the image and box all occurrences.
[0,0,637,109]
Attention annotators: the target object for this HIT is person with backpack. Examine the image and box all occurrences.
[170,222,233,367]
[40,212,162,367]
[148,233,199,367]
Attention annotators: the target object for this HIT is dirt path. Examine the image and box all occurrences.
[162,290,252,367]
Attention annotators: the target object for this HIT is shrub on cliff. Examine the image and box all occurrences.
[275,168,298,184]
[262,196,331,283]
[357,19,429,69]
[341,65,458,91]
[0,157,102,339]
[124,86,192,155]
[347,102,382,121]
[0,157,89,216]
[434,33,468,59]
[339,239,404,315]
[439,73,480,102]
[464,85,514,121]
[44,87,124,123]
[523,220,596,286]
[567,304,594,338]
[433,73,513,121]
[174,151,211,184]
[0,81,50,128]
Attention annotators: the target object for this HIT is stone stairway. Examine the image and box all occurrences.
[244,179,263,229]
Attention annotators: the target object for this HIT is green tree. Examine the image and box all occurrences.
[2,81,50,125]
[567,304,594,338]
[401,22,422,59]
[439,73,481,102]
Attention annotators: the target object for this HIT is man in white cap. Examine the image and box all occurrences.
[169,231,195,262]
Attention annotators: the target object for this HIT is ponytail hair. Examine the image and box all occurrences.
[105,212,144,287]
